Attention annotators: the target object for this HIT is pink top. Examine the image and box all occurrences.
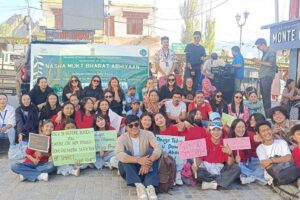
[227,104,249,121]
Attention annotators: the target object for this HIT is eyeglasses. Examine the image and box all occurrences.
[71,79,78,83]
[127,122,139,128]
[104,95,113,98]
[93,79,100,83]
[168,79,175,82]
[216,95,222,98]
[235,96,243,99]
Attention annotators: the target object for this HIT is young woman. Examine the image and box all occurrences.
[142,77,157,100]
[107,77,125,114]
[51,102,75,131]
[93,113,117,170]
[182,77,196,107]
[29,77,54,110]
[184,109,207,140]
[104,90,123,116]
[211,90,228,115]
[82,75,104,101]
[74,97,95,129]
[11,120,56,182]
[69,94,80,111]
[159,74,182,101]
[62,75,83,103]
[139,112,154,131]
[228,91,249,121]
[246,113,266,134]
[202,78,216,101]
[15,94,39,143]
[228,119,265,185]
[142,89,166,115]
[56,118,80,177]
[244,90,265,116]
[39,93,61,121]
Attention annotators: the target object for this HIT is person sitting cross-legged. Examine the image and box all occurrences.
[115,115,162,200]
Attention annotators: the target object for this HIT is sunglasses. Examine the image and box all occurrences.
[168,79,175,82]
[216,95,222,98]
[194,36,200,39]
[71,79,78,83]
[104,95,113,98]
[235,96,243,99]
[127,122,139,128]
[93,79,100,83]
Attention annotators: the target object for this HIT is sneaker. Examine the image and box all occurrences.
[110,156,119,169]
[202,181,218,190]
[136,183,148,200]
[19,175,25,182]
[71,168,80,177]
[104,162,112,170]
[176,171,183,185]
[117,169,120,176]
[37,173,48,182]
[146,185,158,200]
[88,164,94,169]
[240,176,256,185]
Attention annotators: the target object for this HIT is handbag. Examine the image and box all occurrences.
[8,142,27,161]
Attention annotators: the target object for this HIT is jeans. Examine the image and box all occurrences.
[0,128,16,146]
[118,149,159,187]
[259,76,274,116]
[240,157,266,184]
[57,165,77,176]
[197,163,241,188]
[11,162,56,182]
[94,151,115,170]
[234,78,242,91]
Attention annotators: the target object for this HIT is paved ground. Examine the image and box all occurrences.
[0,152,282,200]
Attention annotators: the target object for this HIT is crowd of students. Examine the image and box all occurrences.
[1,72,300,200]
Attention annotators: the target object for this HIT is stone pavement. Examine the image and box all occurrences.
[0,153,283,200]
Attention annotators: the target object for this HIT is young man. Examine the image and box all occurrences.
[126,99,142,118]
[165,91,186,123]
[154,36,177,88]
[125,84,140,112]
[253,38,277,115]
[231,46,244,91]
[184,31,206,90]
[115,115,162,200]
[256,121,300,185]
[192,120,241,189]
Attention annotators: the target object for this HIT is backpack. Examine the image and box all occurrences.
[157,154,176,193]
[181,162,197,186]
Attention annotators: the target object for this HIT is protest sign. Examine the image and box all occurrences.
[28,133,50,153]
[95,130,117,151]
[156,135,184,163]
[51,128,96,166]
[178,139,207,160]
[223,137,251,150]
[221,112,236,126]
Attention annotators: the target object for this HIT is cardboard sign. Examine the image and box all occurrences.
[28,133,50,153]
[95,130,117,151]
[156,135,185,163]
[178,139,207,160]
[51,128,96,166]
[223,137,251,150]
[221,112,236,126]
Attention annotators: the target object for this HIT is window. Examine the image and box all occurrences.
[104,16,115,36]
[127,18,143,35]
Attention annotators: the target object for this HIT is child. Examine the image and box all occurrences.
[125,84,139,111]
[192,120,241,190]
[126,99,142,118]
[11,120,56,182]
[93,113,118,170]
[291,124,300,167]
[56,118,80,177]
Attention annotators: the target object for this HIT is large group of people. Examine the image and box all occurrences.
[1,32,300,200]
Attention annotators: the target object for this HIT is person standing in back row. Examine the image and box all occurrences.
[253,38,277,116]
[184,31,206,90]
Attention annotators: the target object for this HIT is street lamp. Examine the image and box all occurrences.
[235,10,249,48]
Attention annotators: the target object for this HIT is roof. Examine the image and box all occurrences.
[261,18,300,29]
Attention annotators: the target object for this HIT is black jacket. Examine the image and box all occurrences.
[29,86,54,106]
[82,86,103,100]
[62,85,82,102]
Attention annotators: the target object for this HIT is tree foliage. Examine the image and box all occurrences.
[204,17,216,54]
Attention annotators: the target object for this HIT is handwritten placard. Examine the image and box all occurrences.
[51,128,96,166]
[223,137,251,150]
[95,130,117,151]
[221,112,236,126]
[156,135,185,163]
[178,139,207,160]
[28,133,50,153]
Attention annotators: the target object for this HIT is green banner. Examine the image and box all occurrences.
[51,128,96,166]
[171,43,186,54]
[95,130,117,151]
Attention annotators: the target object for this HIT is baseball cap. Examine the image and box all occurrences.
[209,112,221,121]
[193,31,201,36]
[131,99,140,104]
[128,84,136,89]
[209,120,223,130]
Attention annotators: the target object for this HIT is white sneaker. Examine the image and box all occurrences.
[240,176,256,185]
[136,183,148,200]
[104,162,112,170]
[202,181,217,190]
[37,173,48,182]
[110,156,119,169]
[19,175,25,182]
[71,168,80,177]
[146,185,158,200]
[176,171,183,185]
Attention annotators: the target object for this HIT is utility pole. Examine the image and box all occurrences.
[275,0,279,23]
[26,0,32,43]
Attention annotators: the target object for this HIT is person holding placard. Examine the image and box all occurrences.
[51,102,75,131]
[15,93,39,143]
[228,119,265,185]
[93,113,118,170]
[39,93,61,121]
[192,120,241,190]
[74,97,95,129]
[11,120,56,182]
[56,118,81,177]
[115,115,162,200]
[228,91,249,121]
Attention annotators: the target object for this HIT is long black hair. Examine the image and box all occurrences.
[139,112,154,131]
[230,91,244,113]
[93,113,111,131]
[228,118,247,138]
[187,108,203,127]
[246,113,266,132]
[153,112,171,135]
[79,97,94,121]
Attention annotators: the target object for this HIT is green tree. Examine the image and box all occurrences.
[204,17,216,54]
[180,0,201,43]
